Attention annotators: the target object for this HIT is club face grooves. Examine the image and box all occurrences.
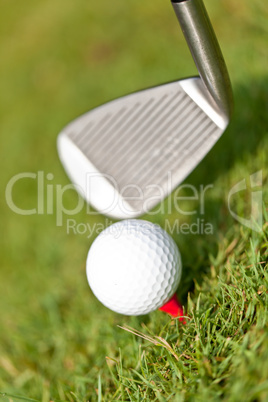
[59,79,223,217]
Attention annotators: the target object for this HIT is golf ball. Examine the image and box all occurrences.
[86,220,182,315]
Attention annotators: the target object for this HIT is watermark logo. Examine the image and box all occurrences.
[6,170,264,236]
[66,217,214,239]
[228,170,263,232]
[5,171,213,232]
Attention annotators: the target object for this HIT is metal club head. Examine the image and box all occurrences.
[57,0,233,219]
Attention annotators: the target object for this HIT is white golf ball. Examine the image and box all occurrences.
[86,220,182,315]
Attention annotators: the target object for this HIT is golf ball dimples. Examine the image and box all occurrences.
[86,220,182,315]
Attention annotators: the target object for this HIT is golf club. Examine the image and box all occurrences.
[57,0,233,219]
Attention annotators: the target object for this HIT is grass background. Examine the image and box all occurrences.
[0,0,267,400]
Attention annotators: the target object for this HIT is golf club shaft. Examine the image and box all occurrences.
[172,0,233,119]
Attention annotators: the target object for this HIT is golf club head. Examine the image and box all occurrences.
[57,0,233,219]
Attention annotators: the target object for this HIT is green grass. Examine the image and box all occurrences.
[0,0,268,400]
